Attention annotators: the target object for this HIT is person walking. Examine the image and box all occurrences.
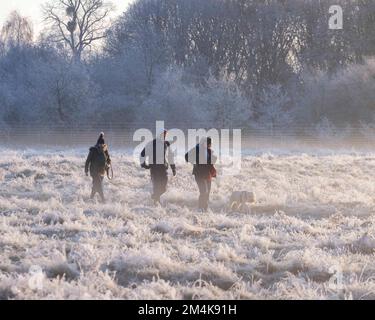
[140,129,176,205]
[85,132,111,203]
[185,137,217,212]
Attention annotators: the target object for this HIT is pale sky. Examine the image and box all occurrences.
[0,0,134,37]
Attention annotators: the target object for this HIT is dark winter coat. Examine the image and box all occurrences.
[140,138,176,175]
[85,144,111,177]
[185,144,217,180]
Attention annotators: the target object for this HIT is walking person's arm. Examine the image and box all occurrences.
[185,147,197,164]
[209,149,218,164]
[85,149,93,176]
[167,144,176,176]
[140,147,150,169]
[105,148,111,165]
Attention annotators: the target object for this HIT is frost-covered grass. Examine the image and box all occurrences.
[1,148,375,300]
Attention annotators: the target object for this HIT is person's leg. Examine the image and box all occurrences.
[151,173,167,203]
[159,174,168,197]
[98,176,105,203]
[91,176,98,199]
[151,169,168,203]
[203,180,212,211]
[195,176,206,210]
[151,174,161,203]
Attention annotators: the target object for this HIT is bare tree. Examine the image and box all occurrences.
[106,0,170,90]
[1,11,34,47]
[43,0,113,60]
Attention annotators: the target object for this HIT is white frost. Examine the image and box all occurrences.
[1,149,375,299]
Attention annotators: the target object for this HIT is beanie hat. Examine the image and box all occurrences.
[200,137,212,146]
[97,132,105,145]
[157,128,168,140]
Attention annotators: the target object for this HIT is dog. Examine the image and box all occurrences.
[229,191,256,212]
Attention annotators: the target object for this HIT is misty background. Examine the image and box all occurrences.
[0,0,375,145]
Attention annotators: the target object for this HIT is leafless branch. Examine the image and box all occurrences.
[42,0,113,60]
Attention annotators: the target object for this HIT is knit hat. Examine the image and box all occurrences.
[97,132,105,145]
[200,137,212,146]
[157,128,168,140]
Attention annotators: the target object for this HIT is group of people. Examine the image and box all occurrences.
[85,130,217,211]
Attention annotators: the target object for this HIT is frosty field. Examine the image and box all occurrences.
[1,147,375,300]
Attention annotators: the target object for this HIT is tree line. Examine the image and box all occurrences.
[1,0,375,136]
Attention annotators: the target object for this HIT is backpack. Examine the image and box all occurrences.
[96,147,107,170]
[209,165,217,179]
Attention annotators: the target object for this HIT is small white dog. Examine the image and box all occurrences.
[229,191,256,212]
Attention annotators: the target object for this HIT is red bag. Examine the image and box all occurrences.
[209,165,217,180]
